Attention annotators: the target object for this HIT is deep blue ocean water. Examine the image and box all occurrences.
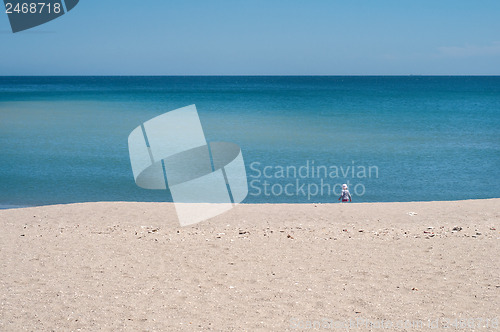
[0,76,499,207]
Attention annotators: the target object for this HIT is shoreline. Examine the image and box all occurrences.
[1,197,499,210]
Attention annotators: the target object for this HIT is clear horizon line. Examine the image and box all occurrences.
[1,74,500,77]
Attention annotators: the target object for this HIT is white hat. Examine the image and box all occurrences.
[342,184,348,189]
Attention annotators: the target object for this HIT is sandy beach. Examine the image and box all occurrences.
[0,199,499,331]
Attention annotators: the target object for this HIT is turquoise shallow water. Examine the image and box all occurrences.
[0,76,499,207]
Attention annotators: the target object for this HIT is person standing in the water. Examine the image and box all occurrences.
[338,184,352,203]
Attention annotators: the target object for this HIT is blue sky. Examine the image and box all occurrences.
[1,0,500,75]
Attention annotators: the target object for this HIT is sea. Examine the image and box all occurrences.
[1,76,499,208]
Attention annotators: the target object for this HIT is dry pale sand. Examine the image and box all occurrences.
[0,199,499,331]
